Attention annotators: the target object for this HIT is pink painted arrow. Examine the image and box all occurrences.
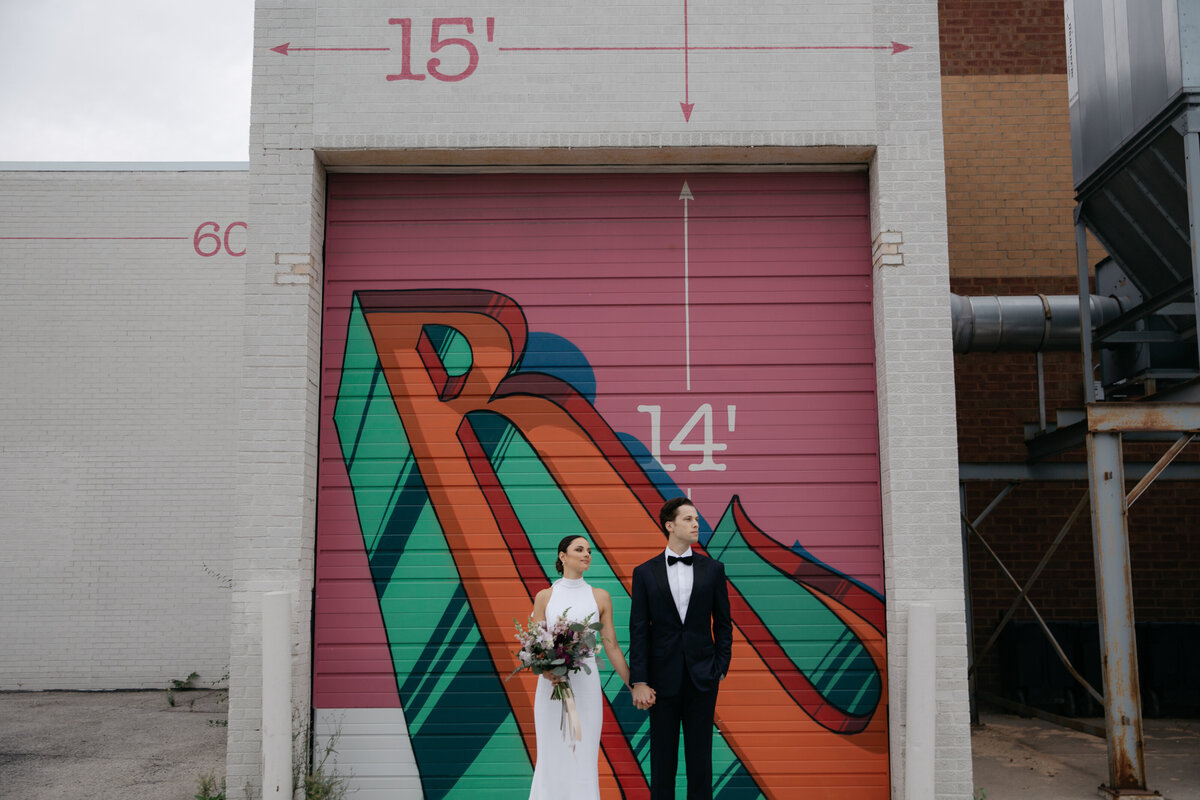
[501,41,913,54]
[271,42,390,55]
[680,0,693,121]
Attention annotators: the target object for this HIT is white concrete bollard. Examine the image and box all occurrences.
[262,591,293,798]
[905,602,936,800]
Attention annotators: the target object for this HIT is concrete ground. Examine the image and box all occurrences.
[0,689,228,800]
[1,692,1197,799]
[971,710,1200,800]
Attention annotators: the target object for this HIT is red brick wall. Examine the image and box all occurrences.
[940,0,1067,75]
[952,277,1084,461]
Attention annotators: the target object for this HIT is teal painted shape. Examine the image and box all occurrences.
[466,411,764,799]
[333,298,532,798]
[424,323,473,377]
[706,504,881,717]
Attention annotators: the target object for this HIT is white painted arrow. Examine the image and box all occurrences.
[680,181,694,390]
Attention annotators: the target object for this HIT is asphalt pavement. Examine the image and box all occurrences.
[0,689,227,800]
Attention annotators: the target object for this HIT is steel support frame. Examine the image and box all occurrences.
[1085,429,1148,793]
[959,482,1020,725]
[1084,402,1200,796]
[959,410,1196,797]
[966,492,1091,686]
[1076,171,1200,793]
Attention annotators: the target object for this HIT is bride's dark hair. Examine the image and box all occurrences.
[555,535,586,574]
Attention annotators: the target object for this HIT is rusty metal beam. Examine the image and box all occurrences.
[960,460,1200,480]
[968,492,1090,678]
[1086,430,1148,792]
[1125,434,1196,507]
[1087,401,1200,433]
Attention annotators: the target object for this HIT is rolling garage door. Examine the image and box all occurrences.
[314,173,888,799]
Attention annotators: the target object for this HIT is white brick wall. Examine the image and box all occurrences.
[0,168,246,690]
[228,36,327,781]
[870,5,973,799]
[233,1,972,797]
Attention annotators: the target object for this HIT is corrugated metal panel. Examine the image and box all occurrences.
[1066,0,1185,187]
[315,173,887,799]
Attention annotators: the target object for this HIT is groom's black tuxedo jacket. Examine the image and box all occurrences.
[628,551,733,696]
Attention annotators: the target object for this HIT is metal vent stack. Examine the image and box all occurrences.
[1067,0,1200,395]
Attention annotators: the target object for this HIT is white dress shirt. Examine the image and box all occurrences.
[664,547,694,622]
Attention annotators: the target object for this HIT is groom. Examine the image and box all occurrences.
[629,497,733,800]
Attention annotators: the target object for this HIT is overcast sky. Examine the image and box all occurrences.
[0,1,253,163]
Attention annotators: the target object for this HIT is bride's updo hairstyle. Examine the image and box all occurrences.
[555,535,586,574]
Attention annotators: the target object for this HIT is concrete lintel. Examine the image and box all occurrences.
[316,145,876,171]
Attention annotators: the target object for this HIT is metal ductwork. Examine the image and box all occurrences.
[950,294,1125,353]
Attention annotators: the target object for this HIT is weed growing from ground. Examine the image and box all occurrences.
[194,772,226,800]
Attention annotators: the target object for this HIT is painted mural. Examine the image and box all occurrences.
[315,173,888,799]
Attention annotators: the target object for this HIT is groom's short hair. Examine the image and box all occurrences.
[659,496,695,534]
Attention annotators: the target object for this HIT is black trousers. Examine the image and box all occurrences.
[647,670,719,800]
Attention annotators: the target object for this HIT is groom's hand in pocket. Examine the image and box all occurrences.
[631,683,656,710]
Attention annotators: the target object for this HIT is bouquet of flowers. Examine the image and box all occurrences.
[508,608,603,747]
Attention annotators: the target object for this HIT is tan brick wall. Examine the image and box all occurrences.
[942,73,1080,279]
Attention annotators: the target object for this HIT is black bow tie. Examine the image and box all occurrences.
[667,554,694,566]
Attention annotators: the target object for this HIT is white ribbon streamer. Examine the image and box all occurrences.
[555,679,583,751]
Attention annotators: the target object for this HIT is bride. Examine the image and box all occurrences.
[527,535,637,800]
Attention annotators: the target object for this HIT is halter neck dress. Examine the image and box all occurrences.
[528,576,602,800]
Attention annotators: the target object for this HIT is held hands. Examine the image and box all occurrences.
[631,683,656,710]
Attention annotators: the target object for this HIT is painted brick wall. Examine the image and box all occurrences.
[0,169,246,690]
[227,146,326,796]
[869,8,974,797]
[231,2,972,798]
[298,0,880,144]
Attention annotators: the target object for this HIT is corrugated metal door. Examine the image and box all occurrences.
[316,173,888,800]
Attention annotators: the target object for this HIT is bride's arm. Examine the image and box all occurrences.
[531,588,565,684]
[531,588,551,624]
[594,588,631,688]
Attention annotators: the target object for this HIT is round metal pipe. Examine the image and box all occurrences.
[950,293,1126,353]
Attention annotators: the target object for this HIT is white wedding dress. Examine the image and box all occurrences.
[528,576,603,800]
